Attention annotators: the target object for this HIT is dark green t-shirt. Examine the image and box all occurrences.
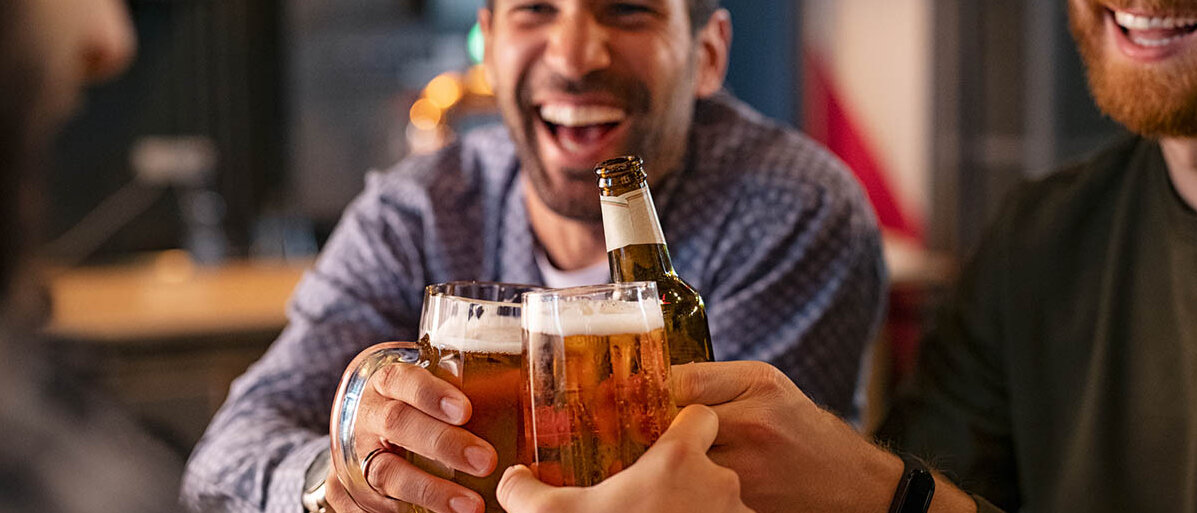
[880,137,1197,512]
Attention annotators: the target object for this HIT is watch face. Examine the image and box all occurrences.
[305,449,333,493]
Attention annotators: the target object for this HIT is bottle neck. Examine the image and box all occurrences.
[600,182,678,280]
[599,182,668,253]
[608,243,676,283]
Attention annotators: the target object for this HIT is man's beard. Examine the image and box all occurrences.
[1070,1,1197,137]
[500,68,693,222]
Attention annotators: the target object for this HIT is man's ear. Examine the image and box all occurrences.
[479,8,497,87]
[694,9,732,98]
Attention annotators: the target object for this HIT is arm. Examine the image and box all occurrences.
[181,174,429,512]
[705,171,885,419]
[672,362,986,513]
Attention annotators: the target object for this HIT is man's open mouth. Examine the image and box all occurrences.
[537,103,628,157]
[1111,8,1197,48]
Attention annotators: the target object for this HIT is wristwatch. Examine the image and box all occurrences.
[887,453,935,513]
[302,449,334,513]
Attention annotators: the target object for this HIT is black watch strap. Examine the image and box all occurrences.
[887,453,935,513]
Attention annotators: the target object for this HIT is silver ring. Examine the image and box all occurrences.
[361,448,388,483]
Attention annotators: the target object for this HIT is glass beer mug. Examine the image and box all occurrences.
[331,282,540,513]
[522,282,678,487]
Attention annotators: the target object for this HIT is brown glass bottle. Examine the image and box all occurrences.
[595,156,714,364]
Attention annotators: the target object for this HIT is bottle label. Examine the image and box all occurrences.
[600,188,666,252]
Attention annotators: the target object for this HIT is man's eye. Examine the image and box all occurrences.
[611,3,652,15]
[513,2,555,15]
[606,2,655,23]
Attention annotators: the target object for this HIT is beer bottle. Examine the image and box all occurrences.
[595,155,714,364]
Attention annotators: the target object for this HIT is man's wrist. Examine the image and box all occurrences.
[927,475,977,513]
[857,448,905,513]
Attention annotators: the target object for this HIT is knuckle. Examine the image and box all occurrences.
[715,467,742,496]
[402,472,442,507]
[429,425,462,455]
[653,439,694,468]
[381,401,415,434]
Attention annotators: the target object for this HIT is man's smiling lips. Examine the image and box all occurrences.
[534,101,631,170]
[1106,6,1197,61]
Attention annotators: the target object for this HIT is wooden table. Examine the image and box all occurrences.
[41,252,314,452]
[45,251,312,344]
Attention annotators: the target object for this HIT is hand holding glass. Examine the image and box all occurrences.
[330,282,538,513]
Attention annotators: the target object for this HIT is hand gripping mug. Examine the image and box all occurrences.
[331,282,541,513]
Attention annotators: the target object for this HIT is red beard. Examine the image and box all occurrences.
[1070,0,1197,137]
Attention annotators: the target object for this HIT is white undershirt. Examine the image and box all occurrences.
[534,249,611,289]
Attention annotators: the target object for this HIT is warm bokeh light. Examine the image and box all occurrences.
[466,64,493,97]
[424,72,464,110]
[409,98,443,131]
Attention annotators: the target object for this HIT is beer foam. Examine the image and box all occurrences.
[525,299,665,336]
[427,309,523,354]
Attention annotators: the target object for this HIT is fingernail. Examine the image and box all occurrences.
[440,397,465,422]
[464,445,493,474]
[450,495,480,513]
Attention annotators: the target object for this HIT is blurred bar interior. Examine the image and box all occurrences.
[41,0,1128,455]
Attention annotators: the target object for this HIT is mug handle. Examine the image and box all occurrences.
[329,341,425,513]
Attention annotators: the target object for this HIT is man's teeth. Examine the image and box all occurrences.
[1132,34,1187,47]
[1114,10,1197,31]
[539,104,627,127]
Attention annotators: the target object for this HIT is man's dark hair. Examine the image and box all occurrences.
[484,0,721,33]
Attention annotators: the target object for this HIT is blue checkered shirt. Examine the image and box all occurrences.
[181,93,886,512]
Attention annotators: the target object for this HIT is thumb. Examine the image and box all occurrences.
[652,404,720,453]
[496,465,565,512]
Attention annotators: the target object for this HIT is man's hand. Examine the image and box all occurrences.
[325,346,497,513]
[671,361,977,513]
[495,405,754,513]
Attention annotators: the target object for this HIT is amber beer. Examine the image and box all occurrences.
[595,156,714,364]
[406,283,536,513]
[523,283,676,487]
[410,325,524,513]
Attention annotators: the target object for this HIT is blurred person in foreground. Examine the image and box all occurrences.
[182,0,885,512]
[0,0,181,512]
[500,0,1197,512]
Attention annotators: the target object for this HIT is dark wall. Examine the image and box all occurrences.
[722,0,800,126]
[50,0,286,263]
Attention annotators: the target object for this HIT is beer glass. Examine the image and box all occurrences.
[522,282,677,487]
[331,282,540,513]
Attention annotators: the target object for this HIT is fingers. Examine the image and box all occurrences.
[358,398,497,477]
[671,361,766,406]
[654,404,720,453]
[324,467,373,513]
[367,450,485,513]
[372,362,472,425]
[496,465,573,513]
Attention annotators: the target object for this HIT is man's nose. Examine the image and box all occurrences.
[83,0,137,83]
[543,12,611,80]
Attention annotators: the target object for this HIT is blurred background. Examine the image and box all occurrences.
[40,0,1128,456]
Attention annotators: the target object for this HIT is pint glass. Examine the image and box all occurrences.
[522,282,677,487]
[331,282,540,513]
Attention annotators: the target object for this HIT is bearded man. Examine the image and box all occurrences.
[498,1,1197,513]
[876,0,1197,511]
[181,1,885,512]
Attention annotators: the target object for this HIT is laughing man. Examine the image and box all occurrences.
[182,1,885,512]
